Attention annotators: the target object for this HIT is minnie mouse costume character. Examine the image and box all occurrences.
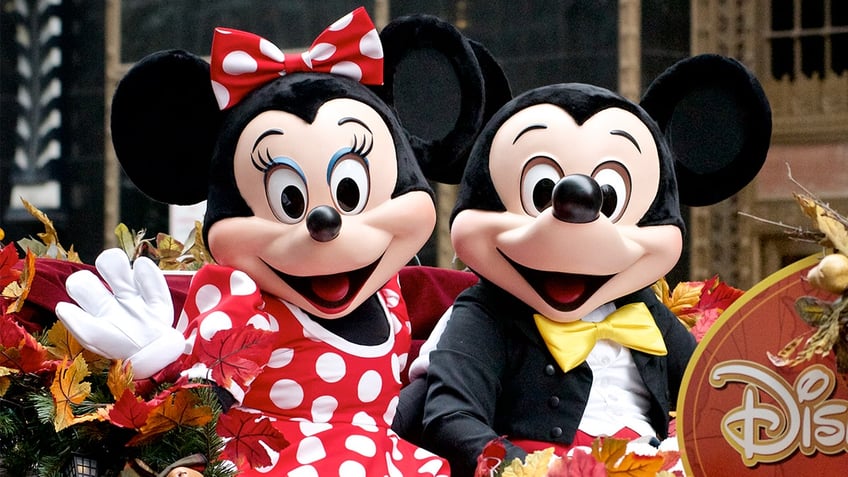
[53,9,509,476]
[409,56,772,476]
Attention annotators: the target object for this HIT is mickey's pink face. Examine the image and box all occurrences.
[451,104,682,322]
[208,98,436,319]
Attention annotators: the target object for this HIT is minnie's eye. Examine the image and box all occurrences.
[521,157,563,216]
[265,164,307,223]
[593,162,631,222]
[330,156,369,214]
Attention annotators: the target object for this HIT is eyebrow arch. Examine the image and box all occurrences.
[252,129,284,152]
[513,124,547,144]
[610,129,641,153]
[338,116,373,133]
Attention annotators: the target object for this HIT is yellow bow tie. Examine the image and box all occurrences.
[534,302,667,373]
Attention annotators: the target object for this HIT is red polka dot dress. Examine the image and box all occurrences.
[177,264,450,476]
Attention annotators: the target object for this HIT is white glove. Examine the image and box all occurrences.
[55,248,186,379]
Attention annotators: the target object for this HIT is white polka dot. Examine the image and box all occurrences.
[222,50,258,75]
[418,458,445,475]
[195,284,222,313]
[269,379,304,409]
[299,420,332,436]
[386,451,403,477]
[267,348,294,368]
[247,313,271,330]
[329,61,362,81]
[345,434,377,457]
[360,30,382,59]
[266,312,280,331]
[230,270,257,295]
[328,12,354,31]
[338,460,366,477]
[357,370,382,403]
[258,38,285,62]
[310,42,336,62]
[210,80,229,109]
[383,396,398,425]
[315,353,346,383]
[300,51,313,69]
[311,395,337,422]
[414,447,438,460]
[398,353,408,375]
[391,354,402,384]
[382,288,400,308]
[389,433,403,460]
[287,465,319,477]
[296,436,326,464]
[352,411,378,432]
[199,311,233,340]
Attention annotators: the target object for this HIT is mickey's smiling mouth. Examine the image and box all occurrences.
[263,255,383,314]
[500,250,612,312]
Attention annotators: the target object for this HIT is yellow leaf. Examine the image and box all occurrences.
[0,227,4,241]
[20,197,59,246]
[651,278,671,307]
[592,437,628,467]
[816,211,848,256]
[107,359,135,400]
[668,281,704,317]
[501,448,554,477]
[794,192,820,221]
[156,233,185,270]
[51,355,92,431]
[0,375,9,397]
[3,249,35,313]
[66,245,82,264]
[44,321,108,369]
[115,223,138,259]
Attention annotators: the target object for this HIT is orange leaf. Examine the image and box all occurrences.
[107,359,135,399]
[50,355,92,431]
[591,436,628,466]
[2,249,35,314]
[607,452,665,477]
[128,389,212,445]
[44,321,109,369]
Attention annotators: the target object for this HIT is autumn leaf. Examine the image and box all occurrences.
[0,375,10,397]
[548,451,606,477]
[607,452,665,477]
[501,447,554,477]
[0,243,21,289]
[156,233,185,270]
[2,249,35,313]
[51,355,92,431]
[0,313,51,373]
[218,408,289,468]
[108,388,153,430]
[21,198,60,246]
[192,326,275,389]
[128,389,213,445]
[591,437,628,468]
[107,358,135,399]
[794,192,848,254]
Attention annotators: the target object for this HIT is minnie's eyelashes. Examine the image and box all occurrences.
[251,133,372,174]
[251,148,275,172]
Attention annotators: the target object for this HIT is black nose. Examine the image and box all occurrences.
[552,174,602,223]
[306,206,342,242]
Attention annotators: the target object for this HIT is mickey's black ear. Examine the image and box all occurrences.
[640,54,772,206]
[111,49,221,205]
[377,15,511,184]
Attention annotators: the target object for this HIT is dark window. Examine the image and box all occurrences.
[770,0,848,80]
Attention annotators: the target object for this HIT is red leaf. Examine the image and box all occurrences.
[217,408,289,468]
[0,244,21,289]
[109,388,154,429]
[192,326,274,389]
[548,450,607,477]
[691,275,744,315]
[0,313,51,372]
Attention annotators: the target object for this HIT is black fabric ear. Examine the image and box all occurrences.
[377,15,511,184]
[640,54,772,207]
[110,49,222,205]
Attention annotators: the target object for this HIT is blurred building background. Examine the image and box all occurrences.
[0,0,845,289]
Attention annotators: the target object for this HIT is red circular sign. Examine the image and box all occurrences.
[679,254,848,475]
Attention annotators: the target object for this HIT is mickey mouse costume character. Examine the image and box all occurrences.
[53,9,508,476]
[407,56,772,476]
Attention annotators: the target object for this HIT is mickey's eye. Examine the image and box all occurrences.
[330,155,370,214]
[265,164,308,224]
[521,157,563,216]
[593,161,631,222]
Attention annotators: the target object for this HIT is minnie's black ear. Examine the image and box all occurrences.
[640,54,772,206]
[377,15,511,184]
[111,49,222,205]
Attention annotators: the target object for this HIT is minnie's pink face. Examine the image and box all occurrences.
[208,98,435,318]
[451,104,682,322]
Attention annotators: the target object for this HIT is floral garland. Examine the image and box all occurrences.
[0,200,226,477]
[472,275,745,477]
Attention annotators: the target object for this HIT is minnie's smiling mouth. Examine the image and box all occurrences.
[263,256,383,314]
[499,250,612,312]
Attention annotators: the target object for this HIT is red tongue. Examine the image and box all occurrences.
[542,275,585,305]
[311,274,351,303]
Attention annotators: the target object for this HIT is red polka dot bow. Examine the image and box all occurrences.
[210,7,384,110]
